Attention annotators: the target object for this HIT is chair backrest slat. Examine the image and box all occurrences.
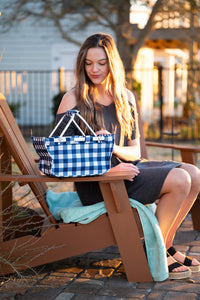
[0,93,56,224]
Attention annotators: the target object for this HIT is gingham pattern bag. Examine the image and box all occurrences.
[32,110,114,177]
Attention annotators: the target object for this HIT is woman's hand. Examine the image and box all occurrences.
[107,162,140,181]
[95,130,111,135]
[96,129,140,181]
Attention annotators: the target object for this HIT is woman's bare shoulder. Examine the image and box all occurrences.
[57,89,77,114]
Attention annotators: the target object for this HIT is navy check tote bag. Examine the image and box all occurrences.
[32,110,114,177]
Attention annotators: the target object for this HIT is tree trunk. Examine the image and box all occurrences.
[115,0,133,87]
[116,1,132,65]
[116,0,164,88]
[131,0,164,63]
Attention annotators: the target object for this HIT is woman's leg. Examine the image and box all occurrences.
[155,167,191,244]
[155,167,192,272]
[165,163,200,266]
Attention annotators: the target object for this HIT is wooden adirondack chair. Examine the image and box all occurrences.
[0,93,152,282]
[0,92,200,282]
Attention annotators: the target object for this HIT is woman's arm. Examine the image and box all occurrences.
[57,89,77,114]
[95,129,141,179]
[109,89,141,162]
[96,129,141,162]
[112,138,141,161]
[95,131,141,162]
[106,138,141,180]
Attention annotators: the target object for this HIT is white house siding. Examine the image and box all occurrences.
[0,1,191,130]
[0,17,72,126]
[0,19,53,70]
[0,9,114,126]
[134,48,154,124]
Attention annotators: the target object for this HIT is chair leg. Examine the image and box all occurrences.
[99,181,152,282]
[190,193,200,231]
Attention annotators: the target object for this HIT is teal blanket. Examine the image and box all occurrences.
[46,189,168,282]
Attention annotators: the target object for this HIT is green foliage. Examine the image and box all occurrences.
[132,78,141,98]
[51,91,66,121]
[153,101,160,108]
[9,102,21,118]
[131,78,142,105]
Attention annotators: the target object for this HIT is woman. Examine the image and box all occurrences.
[55,33,200,280]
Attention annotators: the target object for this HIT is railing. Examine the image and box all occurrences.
[0,69,75,137]
[0,66,200,140]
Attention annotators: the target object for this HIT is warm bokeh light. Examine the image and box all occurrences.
[130,5,151,28]
[23,82,27,94]
[59,67,65,92]
[6,71,10,95]
[66,71,71,91]
[17,74,22,94]
[52,71,57,92]
[0,72,4,94]
[11,71,16,89]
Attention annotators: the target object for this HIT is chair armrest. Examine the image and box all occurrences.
[0,171,135,183]
[146,141,200,152]
[146,141,200,164]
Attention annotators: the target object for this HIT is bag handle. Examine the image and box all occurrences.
[49,110,96,137]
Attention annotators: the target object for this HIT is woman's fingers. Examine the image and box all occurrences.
[108,163,140,181]
[119,163,140,174]
[95,130,111,135]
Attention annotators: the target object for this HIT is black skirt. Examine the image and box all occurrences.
[75,159,181,206]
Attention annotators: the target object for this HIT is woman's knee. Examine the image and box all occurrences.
[161,168,191,196]
[180,163,200,192]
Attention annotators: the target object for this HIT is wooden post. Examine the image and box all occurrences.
[59,67,65,93]
[158,65,164,140]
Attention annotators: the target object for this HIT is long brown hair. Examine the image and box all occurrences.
[75,33,134,144]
